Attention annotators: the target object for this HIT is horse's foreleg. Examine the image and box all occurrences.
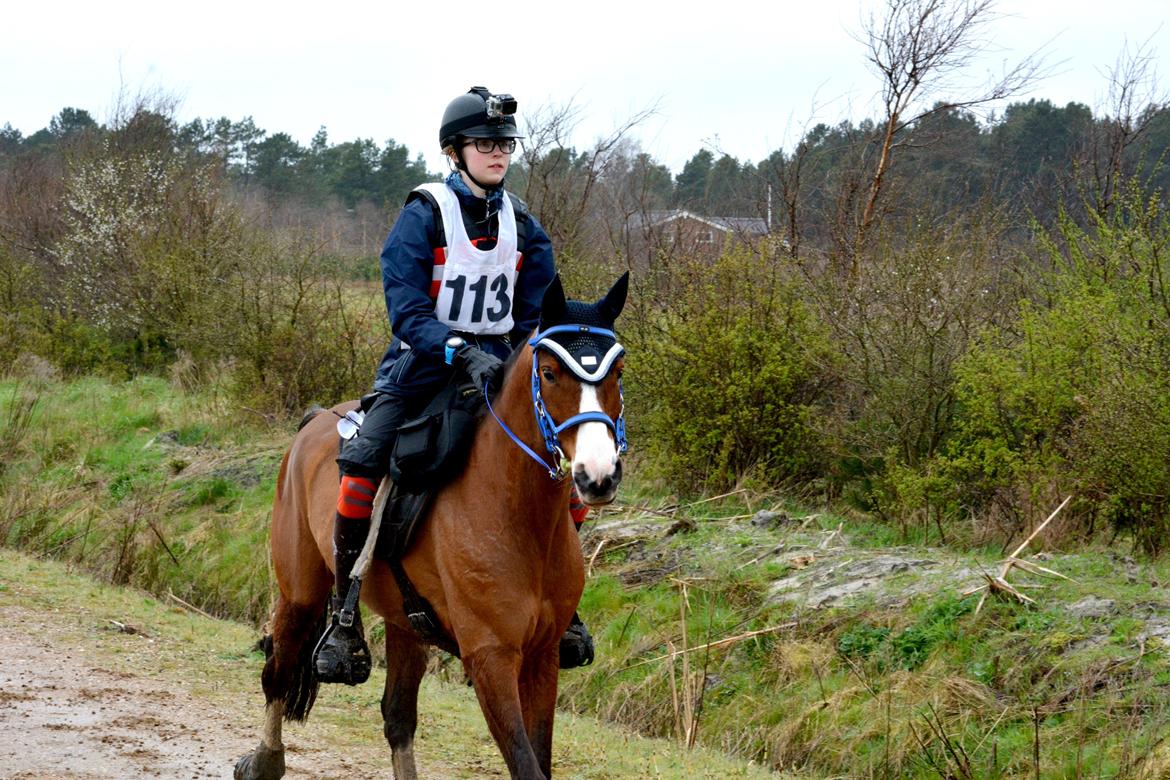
[465,646,547,780]
[519,649,560,777]
[381,623,428,780]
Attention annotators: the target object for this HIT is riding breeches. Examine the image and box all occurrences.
[336,393,415,480]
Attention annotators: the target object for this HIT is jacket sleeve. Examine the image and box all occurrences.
[381,198,452,360]
[510,213,556,343]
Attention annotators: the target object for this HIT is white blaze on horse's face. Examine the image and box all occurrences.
[572,382,622,505]
[535,348,624,506]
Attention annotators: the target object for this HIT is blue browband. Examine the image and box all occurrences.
[484,324,629,480]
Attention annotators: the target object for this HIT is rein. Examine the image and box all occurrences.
[484,324,628,481]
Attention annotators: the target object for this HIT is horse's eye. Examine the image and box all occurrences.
[541,367,556,383]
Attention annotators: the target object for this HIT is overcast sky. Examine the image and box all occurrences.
[2,1,1166,173]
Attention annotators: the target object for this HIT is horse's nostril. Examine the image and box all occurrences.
[574,464,622,500]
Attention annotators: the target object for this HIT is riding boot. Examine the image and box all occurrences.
[559,611,595,669]
[313,510,373,685]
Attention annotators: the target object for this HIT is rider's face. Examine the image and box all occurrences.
[461,139,511,188]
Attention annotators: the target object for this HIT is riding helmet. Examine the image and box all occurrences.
[439,87,524,149]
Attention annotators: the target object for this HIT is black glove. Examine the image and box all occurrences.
[452,344,504,392]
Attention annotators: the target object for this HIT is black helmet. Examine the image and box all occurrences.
[439,86,524,149]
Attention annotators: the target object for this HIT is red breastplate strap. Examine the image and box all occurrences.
[569,485,589,528]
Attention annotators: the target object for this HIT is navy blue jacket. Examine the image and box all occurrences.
[373,186,556,396]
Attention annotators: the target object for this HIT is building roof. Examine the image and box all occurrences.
[629,209,770,237]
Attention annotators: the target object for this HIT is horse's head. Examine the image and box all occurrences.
[529,273,628,505]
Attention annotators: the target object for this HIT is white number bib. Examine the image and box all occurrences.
[417,182,519,335]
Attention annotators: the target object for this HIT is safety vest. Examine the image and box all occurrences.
[413,182,523,336]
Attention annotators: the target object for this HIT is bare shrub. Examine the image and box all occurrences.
[848,0,1043,267]
[811,208,1020,519]
[213,229,388,414]
[515,99,655,295]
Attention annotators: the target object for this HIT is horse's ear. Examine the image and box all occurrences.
[541,274,567,325]
[598,272,629,323]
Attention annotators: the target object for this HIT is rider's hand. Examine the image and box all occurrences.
[453,344,504,393]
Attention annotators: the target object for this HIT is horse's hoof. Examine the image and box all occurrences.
[234,742,285,780]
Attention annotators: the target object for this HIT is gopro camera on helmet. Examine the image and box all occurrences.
[486,93,517,120]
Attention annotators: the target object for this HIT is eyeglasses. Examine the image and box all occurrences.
[465,138,517,154]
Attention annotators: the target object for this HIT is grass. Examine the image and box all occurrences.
[566,497,1170,777]
[5,373,1170,777]
[0,374,283,620]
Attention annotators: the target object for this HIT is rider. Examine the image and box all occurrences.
[314,86,594,686]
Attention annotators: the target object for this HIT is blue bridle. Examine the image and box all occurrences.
[484,324,628,480]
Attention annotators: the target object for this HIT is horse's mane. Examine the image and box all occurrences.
[501,333,531,377]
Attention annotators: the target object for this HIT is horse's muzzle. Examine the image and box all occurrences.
[573,458,622,505]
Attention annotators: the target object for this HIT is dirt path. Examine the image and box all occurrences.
[0,551,780,780]
[0,606,380,780]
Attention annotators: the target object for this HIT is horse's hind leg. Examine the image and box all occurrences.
[381,623,429,780]
[235,592,329,780]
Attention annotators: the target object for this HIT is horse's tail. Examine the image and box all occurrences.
[259,605,328,722]
[298,405,326,432]
[286,605,327,722]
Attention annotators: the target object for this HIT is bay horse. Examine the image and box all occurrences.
[235,273,629,780]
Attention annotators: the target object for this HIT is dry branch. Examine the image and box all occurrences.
[971,495,1072,614]
[819,522,845,549]
[683,488,747,508]
[620,622,798,671]
[167,590,216,621]
[587,538,608,577]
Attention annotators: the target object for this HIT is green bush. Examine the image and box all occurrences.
[933,184,1170,549]
[218,243,389,414]
[628,248,835,494]
[0,247,50,367]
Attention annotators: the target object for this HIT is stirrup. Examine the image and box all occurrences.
[312,577,371,685]
[559,617,595,669]
[312,615,371,685]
